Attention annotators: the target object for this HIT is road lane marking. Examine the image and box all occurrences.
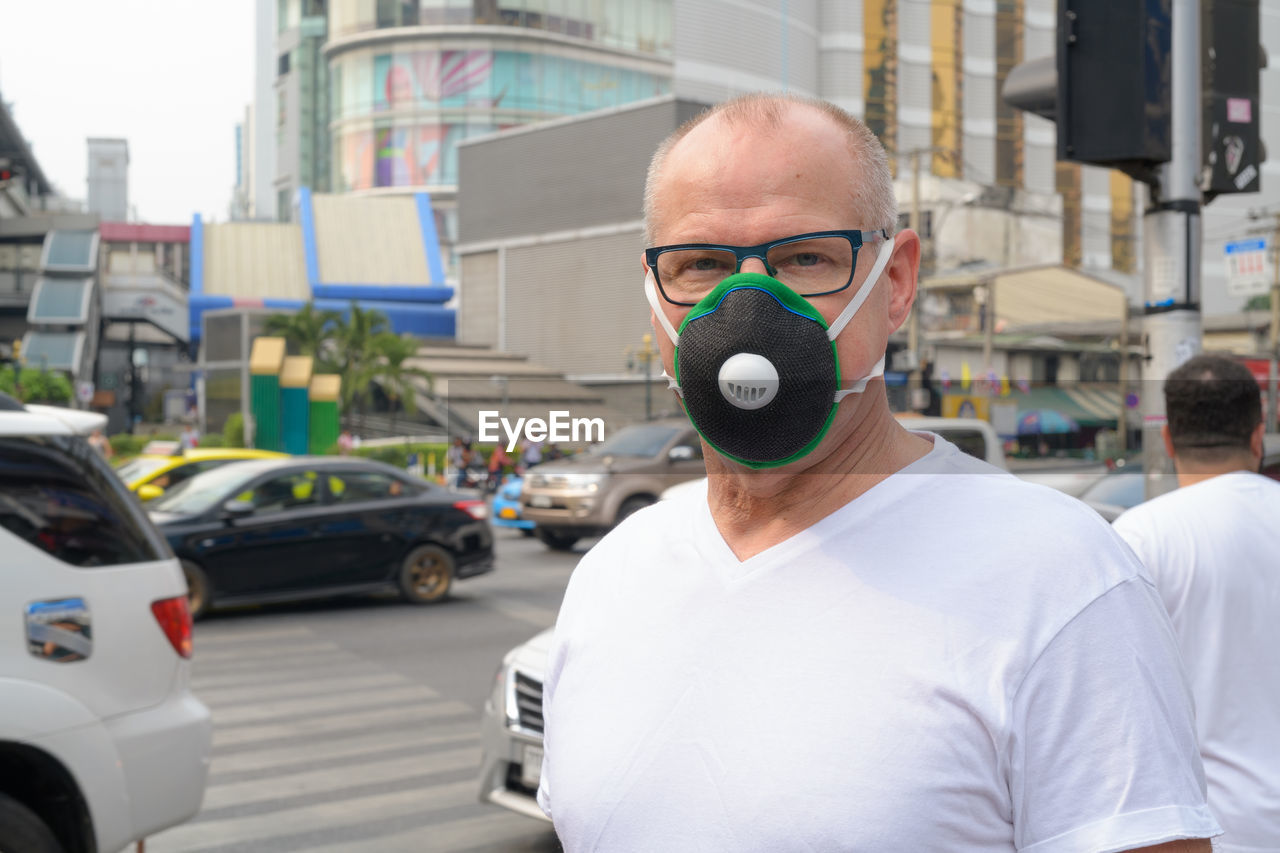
[144,779,478,852]
[208,723,479,778]
[210,683,441,728]
[199,747,481,810]
[195,671,410,707]
[212,700,474,749]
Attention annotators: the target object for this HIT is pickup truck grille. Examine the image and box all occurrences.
[514,672,544,734]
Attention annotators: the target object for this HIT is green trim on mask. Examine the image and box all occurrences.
[677,273,829,334]
[672,273,845,468]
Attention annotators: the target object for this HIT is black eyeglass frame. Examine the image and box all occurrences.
[645,229,891,306]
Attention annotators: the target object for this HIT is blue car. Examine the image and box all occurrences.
[492,475,535,534]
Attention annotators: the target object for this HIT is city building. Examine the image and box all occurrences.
[253,0,279,220]
[276,0,332,216]
[230,107,254,220]
[86,138,130,222]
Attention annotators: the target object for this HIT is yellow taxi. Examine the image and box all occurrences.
[116,447,289,501]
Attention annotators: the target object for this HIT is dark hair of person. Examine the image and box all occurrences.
[1164,354,1261,464]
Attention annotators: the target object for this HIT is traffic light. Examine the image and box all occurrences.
[1003,0,1172,185]
[1201,0,1263,197]
[0,160,14,183]
[1004,0,1263,197]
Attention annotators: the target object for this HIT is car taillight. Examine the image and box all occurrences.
[454,499,488,520]
[151,596,193,659]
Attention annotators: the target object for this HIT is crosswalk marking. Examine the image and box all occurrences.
[196,670,409,706]
[147,780,479,851]
[210,683,440,728]
[199,747,482,811]
[307,811,551,852]
[207,724,478,778]
[150,582,560,851]
[192,639,341,664]
[212,700,474,749]
[192,657,380,690]
[194,647,368,675]
[194,625,317,645]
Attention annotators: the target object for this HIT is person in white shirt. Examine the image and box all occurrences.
[1113,354,1280,853]
[536,92,1218,852]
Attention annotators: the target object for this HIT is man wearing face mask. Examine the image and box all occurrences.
[536,93,1218,852]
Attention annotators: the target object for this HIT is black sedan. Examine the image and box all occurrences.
[148,457,493,618]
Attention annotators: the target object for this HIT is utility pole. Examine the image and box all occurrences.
[1140,0,1202,500]
[908,148,923,404]
[1270,214,1280,431]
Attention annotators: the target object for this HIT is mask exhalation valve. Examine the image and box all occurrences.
[718,352,780,410]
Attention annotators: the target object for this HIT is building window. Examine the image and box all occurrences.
[278,51,291,76]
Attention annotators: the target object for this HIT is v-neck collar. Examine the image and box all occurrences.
[690,433,951,582]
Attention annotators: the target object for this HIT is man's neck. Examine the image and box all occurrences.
[1174,457,1257,488]
[704,398,933,561]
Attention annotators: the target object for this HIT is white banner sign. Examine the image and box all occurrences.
[1224,237,1271,298]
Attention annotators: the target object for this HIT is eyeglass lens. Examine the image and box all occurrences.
[656,235,856,303]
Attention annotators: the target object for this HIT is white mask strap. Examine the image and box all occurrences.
[833,354,886,402]
[645,270,681,345]
[826,237,896,342]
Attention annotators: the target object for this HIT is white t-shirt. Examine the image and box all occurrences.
[538,436,1218,852]
[1113,471,1280,853]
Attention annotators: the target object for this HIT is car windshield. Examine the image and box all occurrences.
[150,463,264,516]
[1080,470,1146,509]
[114,456,171,484]
[586,425,681,458]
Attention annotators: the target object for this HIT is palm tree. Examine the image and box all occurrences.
[372,332,434,432]
[263,303,342,366]
[334,303,391,428]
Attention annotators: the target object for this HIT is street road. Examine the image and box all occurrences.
[147,529,588,853]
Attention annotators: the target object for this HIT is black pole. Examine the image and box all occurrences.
[128,322,139,427]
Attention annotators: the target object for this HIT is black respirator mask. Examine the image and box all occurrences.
[645,239,895,468]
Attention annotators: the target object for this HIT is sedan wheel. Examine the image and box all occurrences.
[399,545,454,604]
[181,560,211,620]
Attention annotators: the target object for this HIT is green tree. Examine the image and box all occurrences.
[7,366,73,404]
[334,303,391,428]
[1244,292,1271,312]
[263,303,343,364]
[371,332,433,432]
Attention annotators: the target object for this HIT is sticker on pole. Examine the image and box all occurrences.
[1224,238,1271,298]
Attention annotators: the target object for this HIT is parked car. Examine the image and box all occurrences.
[148,457,494,618]
[1079,434,1280,521]
[661,416,1008,502]
[0,394,211,852]
[492,474,536,535]
[520,420,706,550]
[893,415,1008,468]
[115,447,288,501]
[478,628,554,823]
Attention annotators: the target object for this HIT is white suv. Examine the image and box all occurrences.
[0,395,211,852]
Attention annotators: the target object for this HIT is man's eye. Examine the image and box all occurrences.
[689,256,728,272]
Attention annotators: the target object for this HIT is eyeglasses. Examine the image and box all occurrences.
[645,229,890,306]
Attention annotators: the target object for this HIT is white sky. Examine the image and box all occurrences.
[1,0,255,224]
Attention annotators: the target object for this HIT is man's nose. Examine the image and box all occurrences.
[739,255,770,276]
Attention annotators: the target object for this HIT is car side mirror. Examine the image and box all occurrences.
[220,500,255,520]
[137,483,165,502]
[668,445,696,462]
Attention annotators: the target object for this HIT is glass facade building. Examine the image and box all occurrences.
[325,0,673,266]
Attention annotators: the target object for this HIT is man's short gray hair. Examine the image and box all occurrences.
[643,92,899,245]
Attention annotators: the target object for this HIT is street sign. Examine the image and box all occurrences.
[1224,237,1271,297]
[75,381,95,405]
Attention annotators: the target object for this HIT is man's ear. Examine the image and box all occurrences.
[640,251,650,273]
[1162,423,1176,459]
[885,230,922,335]
[1250,420,1265,461]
